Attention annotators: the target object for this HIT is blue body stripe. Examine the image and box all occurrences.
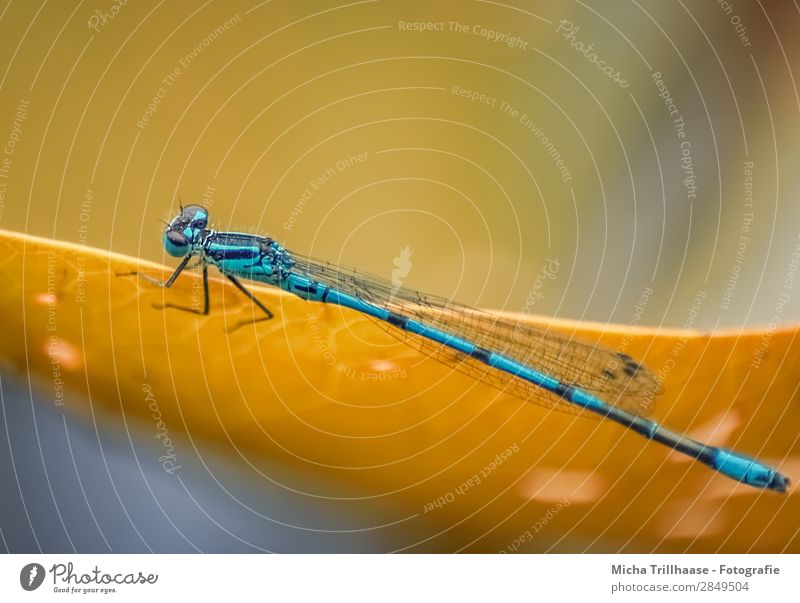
[312,281,785,491]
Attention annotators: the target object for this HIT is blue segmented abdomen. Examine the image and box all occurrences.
[278,274,788,492]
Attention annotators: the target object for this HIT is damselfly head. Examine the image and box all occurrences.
[163,204,209,257]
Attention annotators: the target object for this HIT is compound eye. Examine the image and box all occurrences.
[164,229,191,257]
[166,230,188,246]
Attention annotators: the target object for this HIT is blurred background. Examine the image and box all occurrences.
[1,0,799,552]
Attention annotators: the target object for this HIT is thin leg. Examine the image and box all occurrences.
[116,255,194,288]
[224,273,274,331]
[153,261,210,315]
[118,258,275,328]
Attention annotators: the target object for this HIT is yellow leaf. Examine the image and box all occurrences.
[1,229,797,552]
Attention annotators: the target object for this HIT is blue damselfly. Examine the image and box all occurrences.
[125,205,789,492]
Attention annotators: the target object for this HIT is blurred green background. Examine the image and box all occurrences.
[1,0,798,327]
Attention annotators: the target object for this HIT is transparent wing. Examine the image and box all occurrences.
[291,254,661,417]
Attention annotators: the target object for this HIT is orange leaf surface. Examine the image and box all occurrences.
[1,229,798,552]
